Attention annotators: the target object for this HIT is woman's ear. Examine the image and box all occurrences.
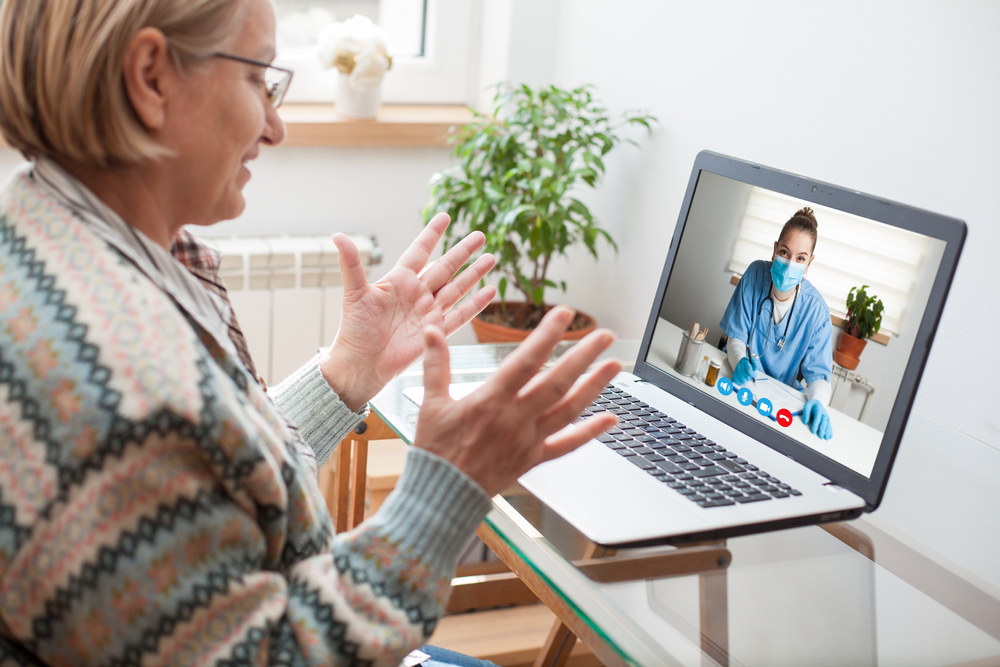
[122,27,173,131]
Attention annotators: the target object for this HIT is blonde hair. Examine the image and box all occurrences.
[0,0,248,167]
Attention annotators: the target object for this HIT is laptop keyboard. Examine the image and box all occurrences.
[582,386,801,508]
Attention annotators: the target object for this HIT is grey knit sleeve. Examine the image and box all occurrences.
[269,354,367,466]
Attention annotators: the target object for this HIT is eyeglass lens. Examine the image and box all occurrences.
[264,67,291,108]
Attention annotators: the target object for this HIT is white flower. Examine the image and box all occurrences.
[349,43,390,91]
[317,15,391,87]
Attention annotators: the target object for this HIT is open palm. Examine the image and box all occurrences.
[319,213,496,411]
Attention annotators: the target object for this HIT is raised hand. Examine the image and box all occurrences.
[414,307,622,497]
[320,213,497,411]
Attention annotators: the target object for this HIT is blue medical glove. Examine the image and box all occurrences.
[802,399,833,440]
[732,356,760,386]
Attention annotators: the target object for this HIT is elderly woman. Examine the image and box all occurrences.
[0,1,621,665]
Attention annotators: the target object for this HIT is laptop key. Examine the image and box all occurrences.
[604,441,627,450]
[628,457,656,470]
[691,466,727,478]
[735,494,770,503]
[631,447,654,456]
[696,500,718,508]
[597,434,616,443]
[713,499,736,506]
[790,489,802,496]
[717,459,745,473]
[678,462,699,471]
[770,491,789,498]
[617,449,636,457]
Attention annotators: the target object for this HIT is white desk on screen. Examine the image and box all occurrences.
[647,320,881,477]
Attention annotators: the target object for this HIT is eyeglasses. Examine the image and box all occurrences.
[212,52,294,109]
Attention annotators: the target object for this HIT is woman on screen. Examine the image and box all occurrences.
[719,207,834,439]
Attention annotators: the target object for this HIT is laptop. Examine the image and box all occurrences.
[518,150,966,547]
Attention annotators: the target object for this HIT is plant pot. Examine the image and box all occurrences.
[335,73,381,119]
[834,330,867,370]
[471,302,596,344]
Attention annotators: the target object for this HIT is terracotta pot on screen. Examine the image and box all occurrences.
[833,330,867,370]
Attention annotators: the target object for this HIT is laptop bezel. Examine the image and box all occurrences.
[634,150,966,510]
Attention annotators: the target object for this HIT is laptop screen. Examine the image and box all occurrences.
[637,152,964,507]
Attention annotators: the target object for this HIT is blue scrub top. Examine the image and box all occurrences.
[720,260,833,390]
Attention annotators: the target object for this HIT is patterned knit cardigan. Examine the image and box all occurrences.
[0,166,491,666]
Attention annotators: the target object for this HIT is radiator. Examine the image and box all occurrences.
[201,234,381,386]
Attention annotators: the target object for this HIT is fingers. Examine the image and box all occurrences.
[333,233,369,295]
[751,356,761,371]
[536,358,622,436]
[397,212,451,273]
[441,284,498,336]
[520,328,617,408]
[420,231,487,294]
[420,326,452,401]
[490,306,575,396]
[433,252,496,311]
[541,412,619,463]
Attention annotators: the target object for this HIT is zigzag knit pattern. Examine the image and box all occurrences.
[0,167,491,666]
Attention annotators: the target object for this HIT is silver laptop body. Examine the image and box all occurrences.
[519,151,965,547]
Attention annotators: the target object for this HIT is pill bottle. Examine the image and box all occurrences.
[706,359,721,387]
[697,355,710,382]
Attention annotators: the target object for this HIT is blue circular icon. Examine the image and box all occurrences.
[757,397,774,417]
[737,387,753,406]
[717,377,733,396]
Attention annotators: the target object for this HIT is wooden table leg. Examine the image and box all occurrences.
[332,439,352,534]
[534,621,577,667]
[699,568,729,667]
[348,439,368,530]
[533,542,607,667]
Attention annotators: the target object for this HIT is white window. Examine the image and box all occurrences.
[273,0,477,104]
[727,187,934,337]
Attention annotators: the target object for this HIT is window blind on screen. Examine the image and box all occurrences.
[727,187,932,336]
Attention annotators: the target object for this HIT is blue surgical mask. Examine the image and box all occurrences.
[771,256,806,292]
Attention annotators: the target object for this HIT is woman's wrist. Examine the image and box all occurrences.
[319,346,379,413]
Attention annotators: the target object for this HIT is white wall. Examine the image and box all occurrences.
[544,0,1000,587]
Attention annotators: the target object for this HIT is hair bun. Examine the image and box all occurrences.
[795,207,818,229]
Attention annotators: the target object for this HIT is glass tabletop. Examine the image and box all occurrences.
[369,342,1000,667]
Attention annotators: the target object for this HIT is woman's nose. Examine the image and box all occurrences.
[262,104,286,146]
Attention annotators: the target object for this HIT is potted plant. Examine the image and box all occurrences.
[834,284,884,370]
[425,83,655,342]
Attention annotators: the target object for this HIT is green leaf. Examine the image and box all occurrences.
[423,81,656,307]
[498,276,508,302]
[532,285,545,305]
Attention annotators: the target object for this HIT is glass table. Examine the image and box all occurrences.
[369,342,1000,667]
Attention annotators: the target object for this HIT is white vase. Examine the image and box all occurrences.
[335,73,381,119]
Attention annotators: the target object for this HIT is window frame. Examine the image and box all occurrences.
[274,0,479,105]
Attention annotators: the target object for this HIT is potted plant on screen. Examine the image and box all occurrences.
[425,83,656,342]
[833,284,884,370]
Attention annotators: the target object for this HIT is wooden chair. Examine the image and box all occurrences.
[318,412,399,533]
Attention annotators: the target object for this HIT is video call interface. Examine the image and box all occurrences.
[646,171,946,478]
